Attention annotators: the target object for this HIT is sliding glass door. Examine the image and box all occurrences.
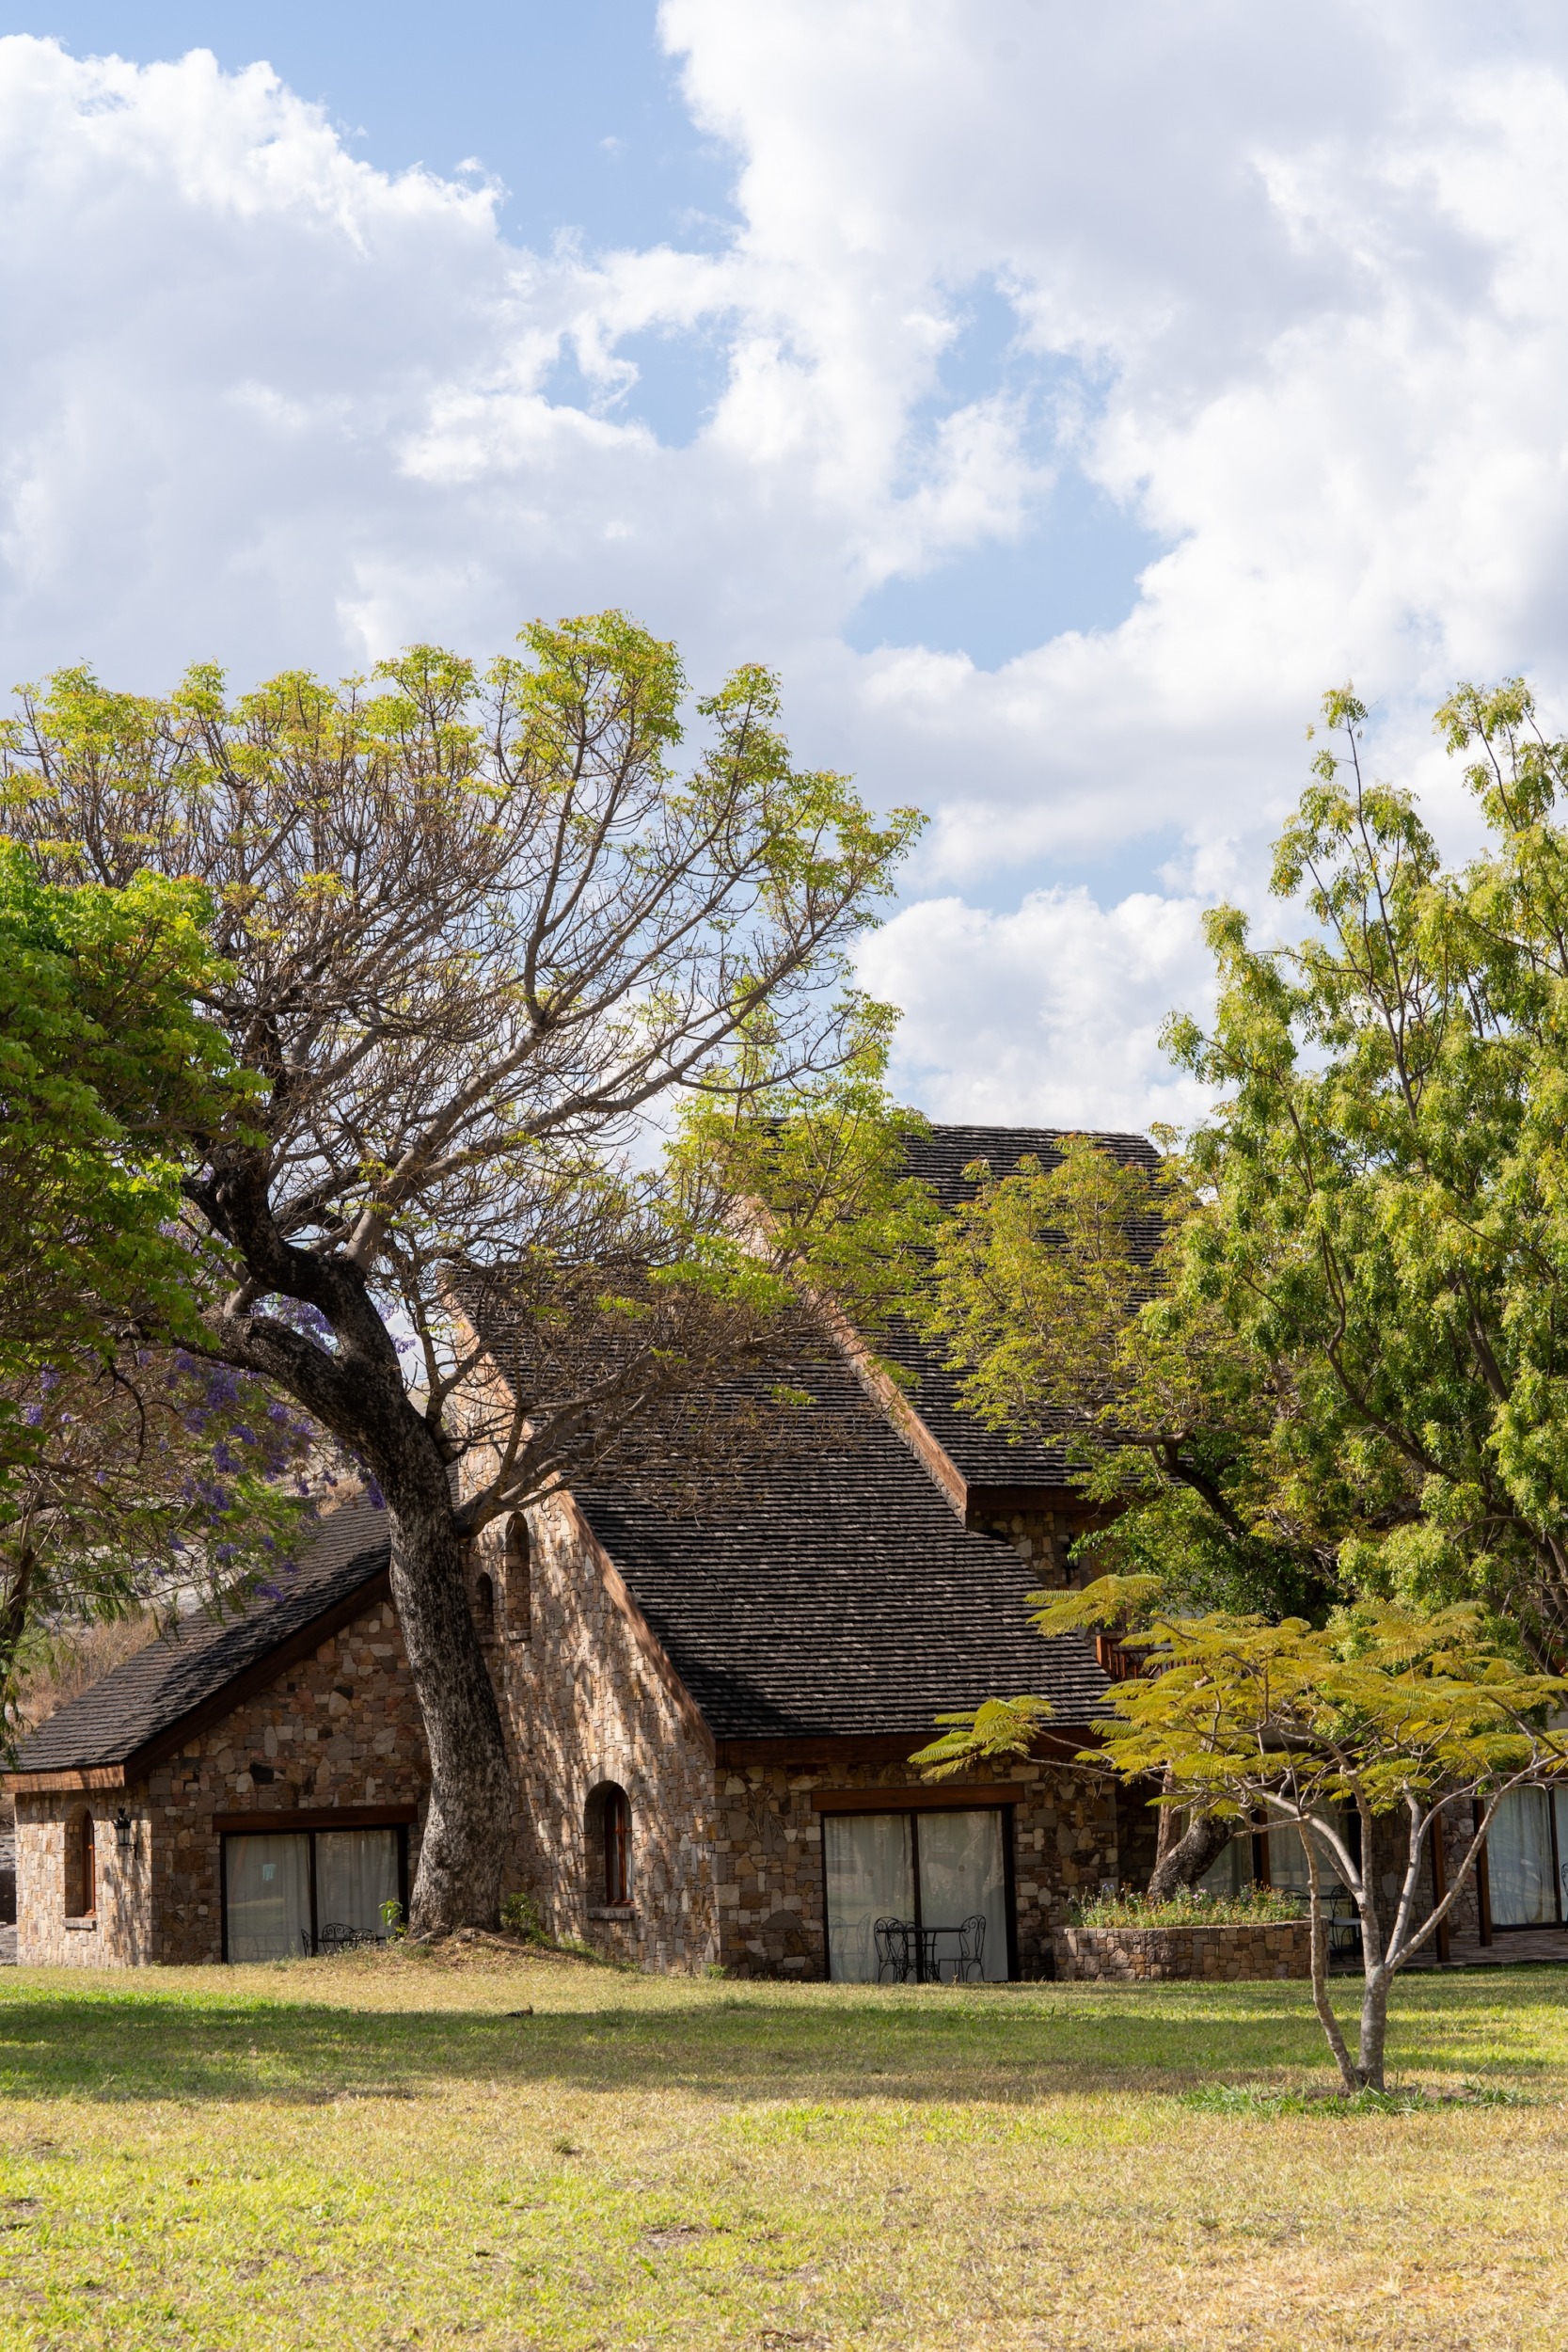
[222,1825,405,1960]
[1488,1788,1567,1927]
[824,1807,1009,1983]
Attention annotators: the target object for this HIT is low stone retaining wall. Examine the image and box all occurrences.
[1053,1920,1312,1982]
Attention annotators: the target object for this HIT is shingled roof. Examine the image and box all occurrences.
[885,1121,1161,1495]
[475,1299,1110,1740]
[7,1501,389,1781]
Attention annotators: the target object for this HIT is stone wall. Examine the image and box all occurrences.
[146,1592,428,1964]
[968,1506,1081,1589]
[712,1753,1119,1979]
[16,1591,429,1968]
[1053,1920,1312,1982]
[14,1795,153,1967]
[469,1493,720,1973]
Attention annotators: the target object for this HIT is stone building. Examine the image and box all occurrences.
[8,1123,1160,1978]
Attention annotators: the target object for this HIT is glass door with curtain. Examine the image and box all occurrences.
[225,1834,311,1961]
[915,1809,1007,1982]
[824,1808,1010,1983]
[824,1812,913,1983]
[1488,1787,1559,1926]
[315,1830,401,1942]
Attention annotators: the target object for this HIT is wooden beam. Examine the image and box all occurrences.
[3,1764,128,1795]
[1430,1812,1451,1963]
[214,1804,417,1835]
[813,1782,1023,1814]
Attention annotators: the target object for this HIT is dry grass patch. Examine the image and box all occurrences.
[0,1948,1564,2347]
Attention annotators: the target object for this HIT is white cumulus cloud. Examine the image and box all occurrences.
[1,12,1567,1130]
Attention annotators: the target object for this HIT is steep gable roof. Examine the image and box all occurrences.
[6,1501,389,1784]
[475,1299,1109,1740]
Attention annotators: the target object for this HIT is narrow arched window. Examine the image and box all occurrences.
[504,1515,531,1642]
[474,1570,496,1638]
[67,1810,96,1918]
[604,1786,630,1906]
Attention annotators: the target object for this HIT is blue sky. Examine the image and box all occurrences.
[0,2,1563,1125]
[1,4,731,244]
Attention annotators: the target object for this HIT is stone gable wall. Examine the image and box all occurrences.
[468,1493,719,1974]
[712,1754,1119,1979]
[15,1591,429,1968]
[14,1796,152,1967]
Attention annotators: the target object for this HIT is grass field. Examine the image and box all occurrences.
[0,1947,1566,2350]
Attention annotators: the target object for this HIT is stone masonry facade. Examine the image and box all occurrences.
[15,1591,428,1968]
[469,1492,721,1973]
[712,1752,1119,1979]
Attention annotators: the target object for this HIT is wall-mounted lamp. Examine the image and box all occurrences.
[113,1807,136,1857]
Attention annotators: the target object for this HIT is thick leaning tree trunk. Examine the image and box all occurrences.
[1147,1809,1235,1900]
[202,1168,514,1938]
[377,1430,513,1939]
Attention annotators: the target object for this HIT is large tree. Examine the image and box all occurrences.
[928,679,1568,1661]
[1,615,920,1931]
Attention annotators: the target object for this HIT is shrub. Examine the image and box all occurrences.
[499,1891,549,1944]
[1072,1884,1306,1929]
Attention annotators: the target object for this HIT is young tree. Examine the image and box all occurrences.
[1,616,921,1932]
[1164,681,1568,1658]
[917,1580,1568,2092]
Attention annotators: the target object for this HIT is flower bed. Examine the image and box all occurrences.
[1053,1919,1313,1982]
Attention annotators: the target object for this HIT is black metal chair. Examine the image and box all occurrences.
[953,1914,988,1982]
[317,1921,377,1953]
[873,1916,913,1982]
[1321,1893,1362,1960]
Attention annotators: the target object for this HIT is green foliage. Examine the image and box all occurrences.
[1166,677,1568,1649]
[0,840,245,1366]
[0,840,321,1719]
[1073,1883,1306,1927]
[926,677,1568,1647]
[923,1136,1329,1618]
[918,1578,1568,2088]
[499,1891,550,1944]
[669,1012,938,1362]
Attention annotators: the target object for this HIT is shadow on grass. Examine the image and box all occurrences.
[0,1970,1558,2107]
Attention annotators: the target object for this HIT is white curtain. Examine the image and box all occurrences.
[226,1834,310,1962]
[1267,1816,1347,1897]
[916,1810,1006,1982]
[1488,1788,1557,1926]
[316,1830,400,1939]
[824,1813,913,1982]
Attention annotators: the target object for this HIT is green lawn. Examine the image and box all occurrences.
[1,1947,1567,2349]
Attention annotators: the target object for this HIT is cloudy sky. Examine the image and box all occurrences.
[1,1,1565,1129]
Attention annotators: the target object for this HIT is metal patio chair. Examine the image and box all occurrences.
[873,1916,914,1982]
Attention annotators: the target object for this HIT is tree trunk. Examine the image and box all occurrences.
[381,1456,513,1938]
[1303,1826,1359,2093]
[198,1189,515,1939]
[1356,1973,1390,2091]
[1147,1809,1235,1900]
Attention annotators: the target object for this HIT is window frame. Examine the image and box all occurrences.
[65,1807,97,1921]
[219,1820,410,1961]
[602,1785,631,1907]
[817,1800,1018,1983]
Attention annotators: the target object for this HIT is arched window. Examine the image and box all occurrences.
[66,1809,96,1919]
[503,1515,531,1642]
[586,1782,631,1907]
[473,1570,496,1639]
